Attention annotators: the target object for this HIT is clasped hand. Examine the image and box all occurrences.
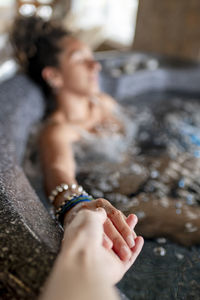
[63,197,144,280]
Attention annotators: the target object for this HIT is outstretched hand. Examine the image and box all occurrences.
[62,208,144,285]
[64,198,142,262]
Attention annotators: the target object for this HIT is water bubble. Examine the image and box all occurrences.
[130,198,139,206]
[98,181,112,192]
[186,194,196,205]
[194,150,200,158]
[185,222,198,232]
[136,211,146,219]
[91,189,104,198]
[156,237,167,244]
[146,59,159,70]
[130,164,143,175]
[178,179,185,188]
[140,194,149,202]
[175,253,184,260]
[108,193,129,204]
[176,209,182,215]
[144,184,155,192]
[175,202,182,209]
[153,247,166,256]
[123,63,137,74]
[160,198,169,208]
[139,132,149,141]
[2,247,8,252]
[151,170,159,179]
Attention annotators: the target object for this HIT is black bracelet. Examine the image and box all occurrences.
[56,194,93,226]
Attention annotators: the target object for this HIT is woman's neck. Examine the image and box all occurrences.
[55,89,91,123]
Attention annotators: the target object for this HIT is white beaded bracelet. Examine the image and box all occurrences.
[48,183,84,203]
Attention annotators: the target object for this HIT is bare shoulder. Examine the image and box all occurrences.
[99,93,118,111]
[40,117,79,145]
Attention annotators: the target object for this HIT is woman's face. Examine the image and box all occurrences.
[57,37,101,96]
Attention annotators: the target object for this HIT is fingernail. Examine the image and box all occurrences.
[127,235,135,248]
[120,245,130,259]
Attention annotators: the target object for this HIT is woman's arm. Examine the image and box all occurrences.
[39,120,137,261]
[39,121,78,199]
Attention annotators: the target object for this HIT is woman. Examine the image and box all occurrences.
[11,16,143,262]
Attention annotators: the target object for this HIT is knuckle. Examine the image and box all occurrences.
[113,209,122,218]
[112,236,120,245]
[96,198,109,207]
[121,226,130,237]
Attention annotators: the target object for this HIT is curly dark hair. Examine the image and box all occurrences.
[10,16,71,98]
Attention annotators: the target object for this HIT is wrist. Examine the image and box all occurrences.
[48,182,93,227]
[63,201,86,228]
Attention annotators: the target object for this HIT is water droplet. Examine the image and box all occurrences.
[98,181,112,192]
[194,150,200,158]
[2,247,8,252]
[153,247,166,256]
[186,194,195,205]
[185,222,198,232]
[160,198,169,208]
[176,208,182,215]
[91,189,104,198]
[136,211,146,219]
[178,179,185,188]
[175,202,182,208]
[146,59,159,70]
[140,194,149,202]
[151,170,159,178]
[130,198,139,206]
[175,253,184,260]
[156,237,167,244]
[130,164,143,175]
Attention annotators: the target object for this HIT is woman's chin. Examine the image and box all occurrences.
[87,86,100,97]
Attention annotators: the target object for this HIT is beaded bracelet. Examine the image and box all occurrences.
[48,183,84,203]
[56,194,93,226]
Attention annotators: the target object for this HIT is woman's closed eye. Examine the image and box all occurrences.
[71,51,84,62]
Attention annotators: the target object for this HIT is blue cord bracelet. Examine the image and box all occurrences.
[57,194,93,226]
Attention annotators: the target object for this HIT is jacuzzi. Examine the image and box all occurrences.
[0,52,200,299]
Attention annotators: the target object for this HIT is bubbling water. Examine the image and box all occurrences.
[75,92,200,246]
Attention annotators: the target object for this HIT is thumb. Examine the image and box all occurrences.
[63,208,107,248]
[81,208,107,246]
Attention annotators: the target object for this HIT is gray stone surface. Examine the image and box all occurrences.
[0,74,63,299]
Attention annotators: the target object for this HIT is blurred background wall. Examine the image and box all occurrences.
[133,0,200,61]
[1,0,200,63]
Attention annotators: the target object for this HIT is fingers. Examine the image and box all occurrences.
[104,218,132,261]
[107,209,136,248]
[127,236,144,269]
[126,214,138,230]
[102,233,113,250]
[86,198,137,248]
[81,199,140,259]
[126,214,138,239]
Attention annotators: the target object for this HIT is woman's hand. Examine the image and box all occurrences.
[63,198,140,262]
